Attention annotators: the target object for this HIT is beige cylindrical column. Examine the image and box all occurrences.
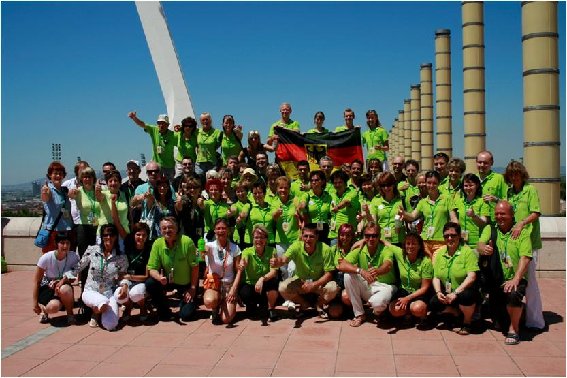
[391,120,398,161]
[410,84,422,162]
[522,1,560,216]
[420,63,434,170]
[435,29,453,157]
[397,110,405,158]
[403,99,412,158]
[462,1,486,173]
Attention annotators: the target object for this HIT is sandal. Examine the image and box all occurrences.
[349,315,366,327]
[456,325,472,336]
[505,332,520,345]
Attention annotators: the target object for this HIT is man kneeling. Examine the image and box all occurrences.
[338,222,397,327]
[270,224,339,317]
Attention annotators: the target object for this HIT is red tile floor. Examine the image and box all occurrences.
[2,270,565,376]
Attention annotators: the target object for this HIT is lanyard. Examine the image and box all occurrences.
[256,204,270,225]
[427,196,441,225]
[85,189,97,214]
[312,193,325,221]
[333,189,348,222]
[99,254,108,281]
[129,249,145,266]
[53,252,68,279]
[446,248,460,284]
[498,231,510,262]
[366,245,381,269]
[159,131,169,147]
[280,199,291,222]
[404,255,414,290]
[212,201,221,221]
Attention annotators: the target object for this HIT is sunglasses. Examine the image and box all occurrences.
[102,233,116,238]
[443,233,459,239]
[364,233,378,238]
[147,169,159,174]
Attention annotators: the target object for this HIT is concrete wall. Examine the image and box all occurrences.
[2,216,565,277]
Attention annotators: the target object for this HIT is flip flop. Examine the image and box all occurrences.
[349,315,366,327]
[505,332,520,345]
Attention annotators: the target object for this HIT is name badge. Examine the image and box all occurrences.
[461,230,469,242]
[445,281,452,293]
[317,222,324,231]
[282,222,290,232]
[426,226,435,238]
[383,227,392,238]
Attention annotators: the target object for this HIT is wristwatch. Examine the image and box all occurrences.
[356,268,361,274]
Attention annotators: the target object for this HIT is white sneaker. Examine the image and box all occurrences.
[39,312,49,324]
[88,317,98,328]
[284,300,296,311]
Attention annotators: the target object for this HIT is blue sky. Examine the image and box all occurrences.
[2,1,565,185]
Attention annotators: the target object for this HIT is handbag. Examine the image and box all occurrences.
[34,210,63,248]
[203,243,229,291]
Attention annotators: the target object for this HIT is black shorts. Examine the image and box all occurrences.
[38,285,61,306]
[392,287,433,304]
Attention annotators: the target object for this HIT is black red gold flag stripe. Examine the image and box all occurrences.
[274,126,364,178]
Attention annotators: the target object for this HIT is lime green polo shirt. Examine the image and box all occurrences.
[196,128,222,164]
[241,246,277,285]
[331,244,351,267]
[325,182,336,196]
[97,190,130,235]
[345,244,397,284]
[245,203,275,244]
[264,189,278,207]
[362,127,388,162]
[221,132,242,166]
[145,125,176,169]
[440,180,463,205]
[453,196,491,248]
[269,120,301,137]
[284,240,335,280]
[204,199,231,233]
[478,171,507,219]
[305,127,330,134]
[416,194,455,241]
[76,187,101,225]
[507,184,542,250]
[147,235,197,285]
[372,196,405,244]
[329,187,360,239]
[393,248,433,293]
[271,197,301,244]
[432,244,479,288]
[175,131,198,162]
[303,190,332,223]
[479,225,532,281]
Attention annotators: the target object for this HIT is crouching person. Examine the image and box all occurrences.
[270,223,339,318]
[477,201,532,345]
[238,225,279,324]
[145,217,199,322]
[338,222,397,327]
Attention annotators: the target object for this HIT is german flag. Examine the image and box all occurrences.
[275,126,364,178]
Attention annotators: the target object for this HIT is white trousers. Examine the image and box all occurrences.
[276,243,295,281]
[82,288,129,331]
[525,249,545,329]
[344,273,396,317]
[129,283,146,304]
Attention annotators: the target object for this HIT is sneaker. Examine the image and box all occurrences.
[88,317,98,328]
[66,315,76,325]
[284,300,296,311]
[39,313,49,324]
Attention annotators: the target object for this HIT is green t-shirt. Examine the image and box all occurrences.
[439,180,463,205]
[331,244,351,267]
[232,200,252,243]
[271,197,301,244]
[453,196,491,248]
[241,246,277,285]
[303,190,332,223]
[290,179,310,199]
[393,248,433,293]
[147,235,197,285]
[416,194,455,241]
[398,181,420,212]
[479,225,532,281]
[335,125,356,132]
[175,131,198,162]
[204,199,231,233]
[371,196,405,244]
[221,132,242,166]
[305,127,330,134]
[284,240,335,280]
[97,190,130,235]
[329,187,360,239]
[265,188,278,207]
[76,187,101,225]
[432,244,479,288]
[362,127,388,162]
[145,125,176,169]
[196,128,222,164]
[345,244,397,284]
[507,184,542,250]
[245,203,275,244]
[478,171,507,220]
[269,120,301,137]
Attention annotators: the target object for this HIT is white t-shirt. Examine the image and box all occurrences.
[62,177,81,224]
[205,241,241,284]
[37,250,80,286]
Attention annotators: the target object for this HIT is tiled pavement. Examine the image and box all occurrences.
[1,270,565,376]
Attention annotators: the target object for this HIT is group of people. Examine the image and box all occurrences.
[33,103,545,346]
